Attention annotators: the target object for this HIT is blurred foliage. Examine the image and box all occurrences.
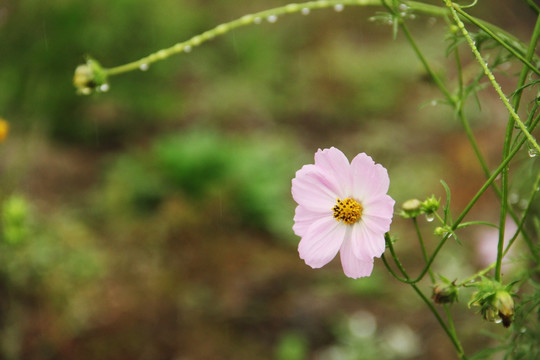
[99,130,302,239]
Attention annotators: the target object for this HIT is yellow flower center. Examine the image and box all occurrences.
[333,198,363,225]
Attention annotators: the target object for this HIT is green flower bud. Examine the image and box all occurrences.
[432,282,459,304]
[494,290,514,328]
[468,278,515,328]
[73,58,108,95]
[400,199,422,218]
[421,195,440,214]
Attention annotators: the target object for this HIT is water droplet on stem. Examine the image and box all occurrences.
[425,213,434,222]
[266,15,278,23]
[301,8,310,15]
[334,4,344,12]
[139,63,149,71]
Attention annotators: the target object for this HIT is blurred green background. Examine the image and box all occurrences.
[0,1,538,359]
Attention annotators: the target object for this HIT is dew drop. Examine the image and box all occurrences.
[425,213,434,222]
[520,327,527,333]
[399,4,409,11]
[301,7,310,15]
[99,83,109,92]
[254,17,262,24]
[139,63,149,71]
[431,100,437,106]
[267,15,278,23]
[494,318,502,324]
[184,45,192,53]
[334,4,344,12]
[528,148,538,157]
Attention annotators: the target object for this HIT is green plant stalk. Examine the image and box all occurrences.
[397,14,455,104]
[444,1,540,155]
[444,0,540,282]
[383,235,467,359]
[413,217,435,283]
[412,134,529,283]
[503,172,540,260]
[453,6,540,77]
[100,0,533,80]
[410,283,468,359]
[498,8,540,280]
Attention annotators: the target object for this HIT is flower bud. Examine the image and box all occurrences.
[432,282,459,304]
[494,290,514,328]
[400,199,422,218]
[421,195,440,214]
[468,278,515,328]
[73,58,108,95]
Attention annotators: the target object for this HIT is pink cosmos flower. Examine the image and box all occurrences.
[291,147,395,278]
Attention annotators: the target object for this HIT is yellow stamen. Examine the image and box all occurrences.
[333,198,363,225]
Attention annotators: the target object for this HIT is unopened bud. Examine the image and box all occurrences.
[400,199,422,218]
[494,290,514,328]
[432,282,458,304]
[73,58,108,95]
[468,278,515,328]
[421,195,440,214]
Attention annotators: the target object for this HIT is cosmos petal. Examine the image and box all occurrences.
[293,205,329,237]
[340,236,375,278]
[298,216,346,269]
[314,147,351,195]
[292,165,341,212]
[350,153,390,202]
[354,222,386,259]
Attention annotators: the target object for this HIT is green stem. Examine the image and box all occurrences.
[105,0,387,76]
[498,8,540,281]
[413,134,529,283]
[385,233,410,278]
[444,1,540,155]
[381,253,410,283]
[411,283,468,359]
[503,173,540,261]
[413,218,435,283]
[396,17,455,104]
[98,0,534,81]
[453,6,540,76]
[458,263,496,286]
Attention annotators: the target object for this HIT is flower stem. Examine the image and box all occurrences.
[413,218,435,283]
[413,134,529,283]
[410,283,468,359]
[444,1,540,156]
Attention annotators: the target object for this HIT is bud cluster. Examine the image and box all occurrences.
[399,195,440,219]
[468,277,515,328]
[73,58,108,95]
